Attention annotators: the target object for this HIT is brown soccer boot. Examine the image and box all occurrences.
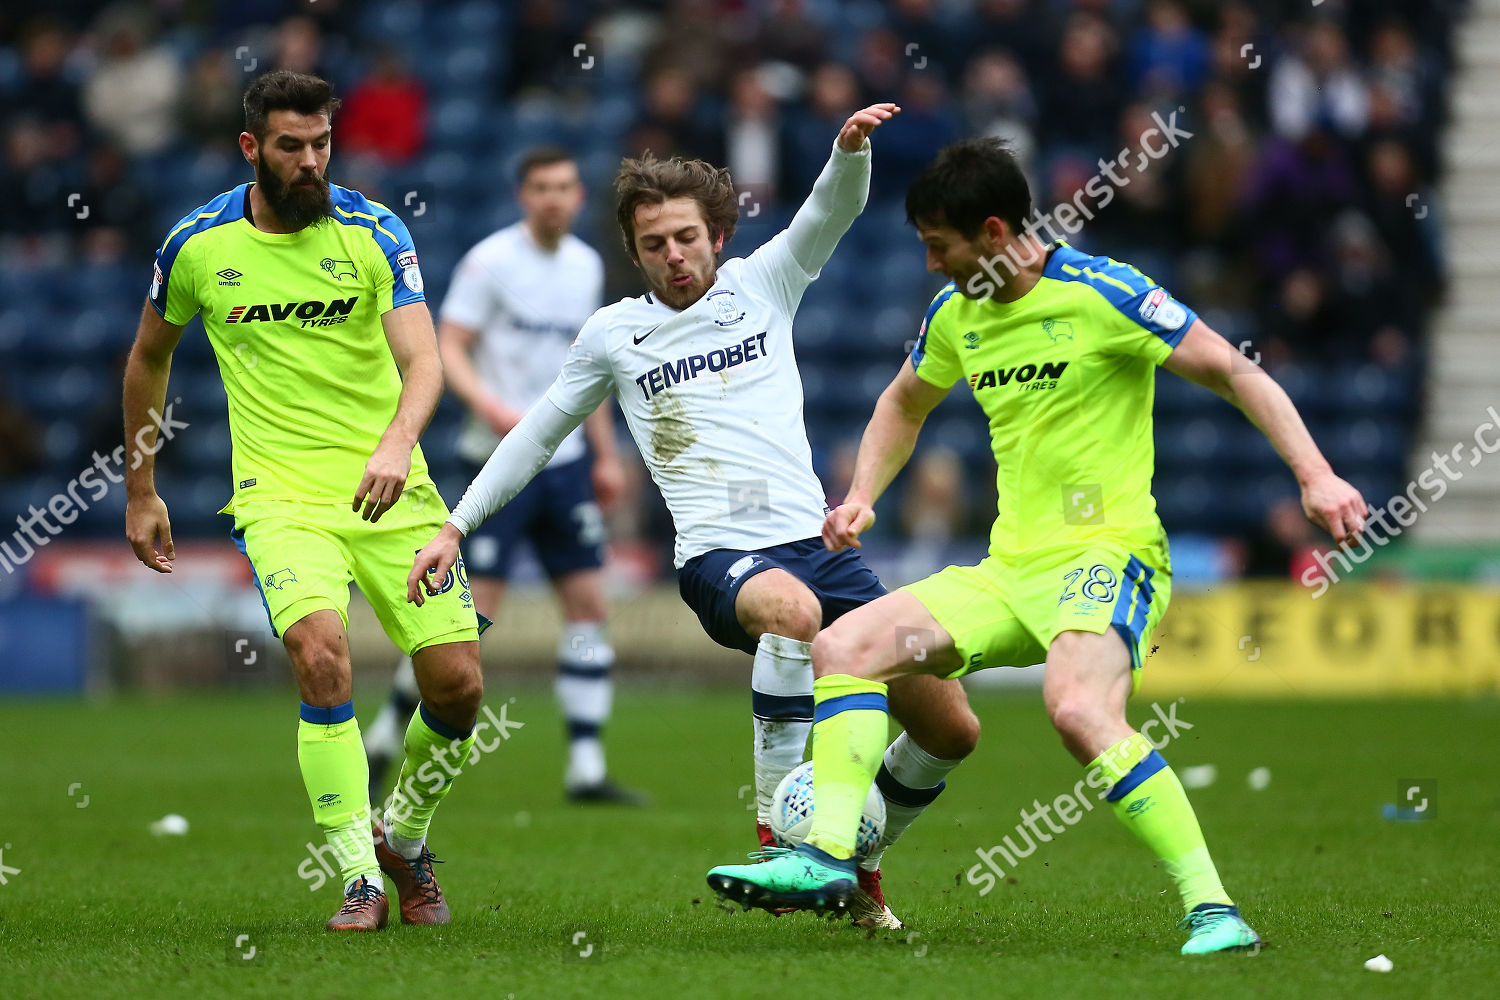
[373,819,451,925]
[325,875,388,932]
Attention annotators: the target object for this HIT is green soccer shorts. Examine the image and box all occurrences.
[231,483,479,655]
[901,539,1171,690]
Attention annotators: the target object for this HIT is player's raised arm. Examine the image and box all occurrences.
[1163,318,1369,541]
[358,301,444,523]
[123,300,186,573]
[824,361,950,551]
[780,103,899,278]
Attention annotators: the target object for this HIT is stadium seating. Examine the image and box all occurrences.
[0,0,1447,566]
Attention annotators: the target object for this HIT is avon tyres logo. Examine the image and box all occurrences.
[969,360,1069,392]
[225,297,357,329]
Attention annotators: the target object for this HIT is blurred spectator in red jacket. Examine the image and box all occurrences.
[338,46,427,166]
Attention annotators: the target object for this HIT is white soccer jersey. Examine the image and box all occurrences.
[448,141,872,569]
[441,223,603,466]
[546,233,832,567]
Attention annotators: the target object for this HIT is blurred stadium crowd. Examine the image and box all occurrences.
[0,0,1461,586]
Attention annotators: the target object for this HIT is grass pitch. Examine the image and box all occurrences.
[1,688,1495,999]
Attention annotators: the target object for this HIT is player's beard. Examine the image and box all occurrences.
[256,160,333,232]
[654,262,715,310]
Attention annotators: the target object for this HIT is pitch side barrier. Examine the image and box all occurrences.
[1137,581,1500,697]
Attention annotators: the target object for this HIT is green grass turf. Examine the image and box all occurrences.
[1,689,1495,999]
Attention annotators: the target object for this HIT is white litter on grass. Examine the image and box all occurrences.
[150,814,189,836]
[1247,767,1272,791]
[1180,764,1218,789]
[1364,954,1394,973]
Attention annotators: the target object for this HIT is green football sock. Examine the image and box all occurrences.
[1091,732,1233,914]
[803,674,889,861]
[385,703,476,857]
[297,701,378,888]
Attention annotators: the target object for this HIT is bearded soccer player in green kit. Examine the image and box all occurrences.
[709,138,1370,954]
[123,71,483,931]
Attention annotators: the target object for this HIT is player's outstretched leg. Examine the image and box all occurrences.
[733,570,822,848]
[750,631,815,842]
[858,676,980,928]
[380,640,482,925]
[1047,630,1259,954]
[364,654,420,806]
[709,674,889,915]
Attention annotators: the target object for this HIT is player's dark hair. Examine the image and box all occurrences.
[906,137,1032,240]
[242,70,341,141]
[613,153,739,260]
[517,145,577,185]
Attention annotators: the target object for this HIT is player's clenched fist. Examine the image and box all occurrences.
[407,522,464,605]
[836,102,900,153]
[822,502,877,552]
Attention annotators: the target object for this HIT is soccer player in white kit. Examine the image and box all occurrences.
[406,104,980,927]
[365,147,644,805]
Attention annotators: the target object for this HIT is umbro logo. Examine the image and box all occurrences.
[217,268,243,286]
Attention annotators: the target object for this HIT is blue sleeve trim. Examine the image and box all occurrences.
[910,282,958,371]
[813,691,889,723]
[149,184,249,317]
[1105,749,1168,802]
[300,700,356,725]
[329,185,423,309]
[752,690,815,722]
[1049,247,1197,347]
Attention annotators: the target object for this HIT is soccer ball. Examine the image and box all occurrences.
[769,760,886,859]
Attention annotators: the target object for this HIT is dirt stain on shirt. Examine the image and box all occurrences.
[651,394,697,466]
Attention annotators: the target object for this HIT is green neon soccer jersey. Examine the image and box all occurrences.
[148,182,433,511]
[909,242,1198,560]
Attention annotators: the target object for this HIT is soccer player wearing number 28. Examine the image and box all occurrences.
[409,104,980,928]
[124,72,483,931]
[709,139,1370,954]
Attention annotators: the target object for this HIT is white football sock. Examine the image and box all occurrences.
[861,731,963,871]
[381,809,426,861]
[557,622,613,788]
[751,633,814,826]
